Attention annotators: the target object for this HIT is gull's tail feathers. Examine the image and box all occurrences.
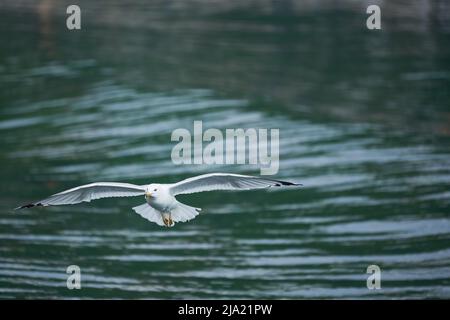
[171,202,202,224]
[132,203,165,227]
[132,202,201,227]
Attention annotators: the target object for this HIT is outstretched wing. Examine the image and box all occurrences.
[169,173,301,196]
[16,182,146,209]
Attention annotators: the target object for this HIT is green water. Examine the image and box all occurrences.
[1,1,450,299]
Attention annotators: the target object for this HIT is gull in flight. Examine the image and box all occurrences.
[16,173,301,227]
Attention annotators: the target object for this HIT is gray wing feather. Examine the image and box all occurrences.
[169,173,300,195]
[16,182,146,209]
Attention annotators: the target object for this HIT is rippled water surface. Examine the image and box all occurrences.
[1,1,450,299]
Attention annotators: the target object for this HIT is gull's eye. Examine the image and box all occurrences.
[154,189,157,191]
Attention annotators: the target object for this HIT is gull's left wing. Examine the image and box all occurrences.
[16,182,146,209]
[169,173,301,196]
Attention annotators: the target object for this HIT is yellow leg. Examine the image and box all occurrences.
[162,212,173,227]
[163,217,170,227]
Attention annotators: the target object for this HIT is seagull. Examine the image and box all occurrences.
[16,173,301,227]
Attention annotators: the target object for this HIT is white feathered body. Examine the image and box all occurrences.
[145,184,177,212]
[135,184,201,227]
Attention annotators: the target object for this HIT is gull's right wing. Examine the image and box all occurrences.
[16,182,146,209]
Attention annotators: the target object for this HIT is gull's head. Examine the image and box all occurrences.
[145,183,161,199]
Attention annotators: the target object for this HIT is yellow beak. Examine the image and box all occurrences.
[145,192,152,198]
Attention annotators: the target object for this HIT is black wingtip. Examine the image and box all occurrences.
[14,203,42,210]
[274,180,303,187]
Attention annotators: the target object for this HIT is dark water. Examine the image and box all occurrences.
[1,1,450,299]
